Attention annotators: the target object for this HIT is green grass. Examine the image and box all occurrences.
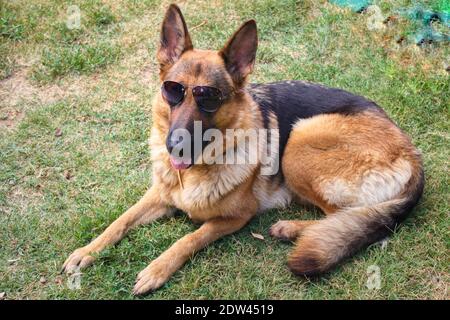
[0,8,25,40]
[33,42,121,81]
[0,0,448,300]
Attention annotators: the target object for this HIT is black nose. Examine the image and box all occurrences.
[166,131,184,155]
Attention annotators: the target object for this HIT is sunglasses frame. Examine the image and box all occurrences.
[161,81,229,113]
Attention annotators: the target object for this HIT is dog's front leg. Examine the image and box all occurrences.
[132,214,253,295]
[62,184,173,273]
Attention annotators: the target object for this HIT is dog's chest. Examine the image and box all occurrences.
[154,159,258,219]
[162,170,292,221]
[151,136,291,219]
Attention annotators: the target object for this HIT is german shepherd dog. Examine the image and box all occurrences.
[63,4,424,295]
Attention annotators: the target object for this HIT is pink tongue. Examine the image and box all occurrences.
[170,156,191,170]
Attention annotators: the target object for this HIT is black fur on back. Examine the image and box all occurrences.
[247,80,384,159]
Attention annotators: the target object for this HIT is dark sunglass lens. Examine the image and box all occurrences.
[162,81,185,106]
[192,86,223,112]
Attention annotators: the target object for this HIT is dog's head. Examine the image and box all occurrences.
[157,4,258,170]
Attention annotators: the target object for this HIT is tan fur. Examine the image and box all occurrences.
[282,110,423,275]
[269,220,317,241]
[62,5,424,295]
[252,112,293,211]
[282,111,420,213]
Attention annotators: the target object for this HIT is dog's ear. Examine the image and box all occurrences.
[219,20,258,86]
[157,4,193,75]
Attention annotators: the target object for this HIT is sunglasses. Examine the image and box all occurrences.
[161,81,228,113]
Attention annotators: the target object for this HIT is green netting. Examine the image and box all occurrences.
[329,1,449,44]
[329,0,372,12]
[398,4,450,44]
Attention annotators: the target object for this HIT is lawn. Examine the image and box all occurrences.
[0,0,448,299]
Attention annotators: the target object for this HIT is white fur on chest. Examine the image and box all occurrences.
[173,163,257,210]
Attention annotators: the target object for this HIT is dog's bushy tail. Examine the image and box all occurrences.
[288,167,424,276]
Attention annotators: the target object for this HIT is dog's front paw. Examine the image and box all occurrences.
[62,246,96,274]
[133,259,171,296]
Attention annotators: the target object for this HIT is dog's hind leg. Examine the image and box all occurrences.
[62,184,173,273]
[280,112,423,276]
[269,220,317,241]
